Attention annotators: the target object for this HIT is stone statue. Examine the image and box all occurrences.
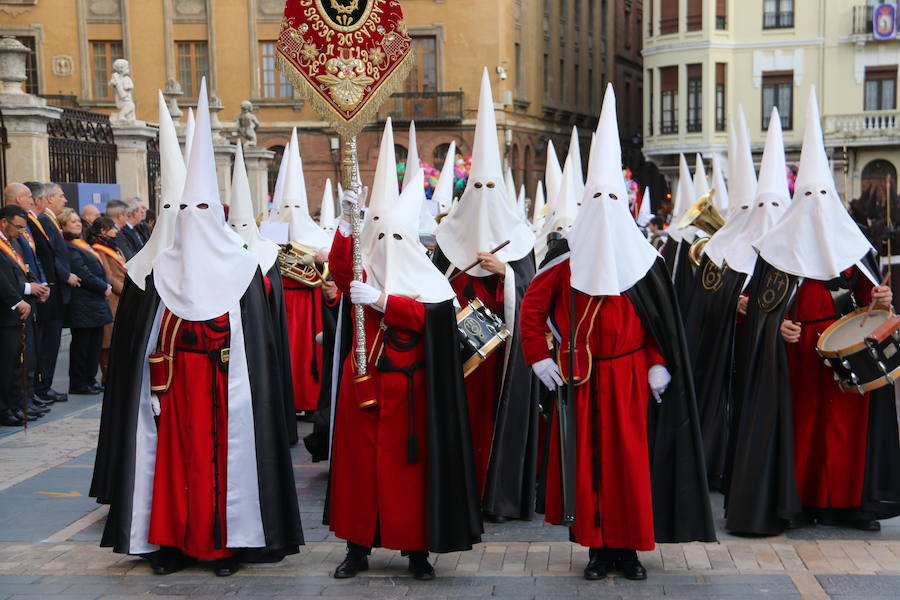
[109,58,136,126]
[236,100,260,146]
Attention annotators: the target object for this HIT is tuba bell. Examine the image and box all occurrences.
[278,241,329,287]
[678,189,725,267]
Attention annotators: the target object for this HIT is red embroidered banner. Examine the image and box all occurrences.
[276,0,413,137]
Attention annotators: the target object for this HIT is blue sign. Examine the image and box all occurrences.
[873,3,897,41]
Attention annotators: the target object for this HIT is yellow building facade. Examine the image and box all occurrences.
[643,0,900,204]
[0,0,629,210]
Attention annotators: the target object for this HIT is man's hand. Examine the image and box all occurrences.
[323,280,338,302]
[67,274,81,287]
[872,285,893,309]
[14,301,30,321]
[477,252,506,277]
[104,285,112,299]
[315,249,330,266]
[30,283,50,302]
[736,296,748,316]
[781,319,801,344]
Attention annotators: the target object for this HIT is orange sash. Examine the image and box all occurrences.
[27,212,48,239]
[20,230,35,252]
[44,209,63,232]
[70,238,102,262]
[0,236,27,274]
[92,243,126,268]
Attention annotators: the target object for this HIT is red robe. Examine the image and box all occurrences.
[520,260,662,550]
[283,279,324,411]
[788,269,873,509]
[326,232,429,551]
[449,273,504,496]
[148,312,236,560]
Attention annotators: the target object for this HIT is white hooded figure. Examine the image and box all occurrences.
[228,141,280,274]
[567,126,586,209]
[127,90,186,289]
[431,141,457,217]
[543,140,563,222]
[435,68,535,278]
[517,184,527,218]
[535,153,579,265]
[569,84,659,297]
[361,118,401,256]
[181,107,195,167]
[755,87,877,283]
[531,181,546,230]
[153,78,258,322]
[694,154,710,200]
[319,178,337,232]
[403,121,437,236]
[505,168,518,209]
[721,107,790,279]
[276,128,332,251]
[704,105,758,270]
[711,153,730,216]
[267,138,292,222]
[669,154,698,244]
[636,186,653,228]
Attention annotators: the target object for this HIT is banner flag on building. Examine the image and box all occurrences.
[873,3,897,41]
[276,0,414,137]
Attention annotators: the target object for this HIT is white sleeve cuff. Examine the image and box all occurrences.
[23,283,31,296]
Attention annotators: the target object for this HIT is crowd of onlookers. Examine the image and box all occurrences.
[0,182,153,427]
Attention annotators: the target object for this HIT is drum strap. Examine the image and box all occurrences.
[377,327,425,464]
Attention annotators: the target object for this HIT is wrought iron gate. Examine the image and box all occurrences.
[47,108,117,184]
[146,133,160,210]
[0,108,8,192]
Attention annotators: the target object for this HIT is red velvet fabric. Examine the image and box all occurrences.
[283,279,324,411]
[520,260,662,550]
[788,269,873,508]
[148,312,237,560]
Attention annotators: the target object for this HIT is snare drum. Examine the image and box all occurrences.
[816,307,900,394]
[456,298,510,377]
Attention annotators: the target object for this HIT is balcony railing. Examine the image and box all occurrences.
[376,91,463,123]
[852,5,877,35]
[824,110,899,139]
[763,11,794,29]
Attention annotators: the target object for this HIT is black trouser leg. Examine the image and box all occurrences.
[0,326,22,416]
[34,319,62,394]
[69,328,89,389]
[83,327,102,387]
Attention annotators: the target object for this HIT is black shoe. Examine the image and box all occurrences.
[407,552,435,580]
[584,549,611,580]
[151,548,196,575]
[69,387,97,395]
[0,412,24,427]
[333,548,369,579]
[87,383,104,394]
[31,397,52,409]
[49,390,68,402]
[25,407,45,419]
[616,559,647,581]
[213,555,241,577]
[484,513,508,524]
[850,519,881,532]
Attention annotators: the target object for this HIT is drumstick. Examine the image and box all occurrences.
[449,240,511,282]
[860,271,892,328]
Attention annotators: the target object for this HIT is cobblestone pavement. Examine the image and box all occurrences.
[2,344,900,598]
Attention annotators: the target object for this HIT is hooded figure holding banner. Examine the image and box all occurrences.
[519,85,714,581]
[432,69,541,523]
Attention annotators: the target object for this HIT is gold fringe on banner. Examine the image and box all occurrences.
[275,51,414,139]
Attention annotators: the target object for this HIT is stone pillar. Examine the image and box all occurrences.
[214,143,235,206]
[243,145,275,217]
[112,124,157,200]
[0,36,61,182]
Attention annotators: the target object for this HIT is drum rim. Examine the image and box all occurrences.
[838,364,900,394]
[816,306,892,358]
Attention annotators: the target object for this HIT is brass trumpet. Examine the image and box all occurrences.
[678,189,725,267]
[278,241,330,288]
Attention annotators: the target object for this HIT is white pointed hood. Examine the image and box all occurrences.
[277,128,331,249]
[153,78,258,321]
[694,154,710,198]
[637,186,652,227]
[435,68,535,275]
[670,154,697,243]
[568,126,586,207]
[128,91,186,288]
[267,139,291,221]
[756,87,876,282]
[536,151,580,263]
[432,141,456,215]
[723,107,790,276]
[366,168,455,304]
[544,140,563,219]
[362,118,401,255]
[320,178,337,231]
[711,153,729,215]
[505,168,517,208]
[228,141,279,272]
[517,184,526,217]
[402,121,420,191]
[532,181,546,230]
[570,85,658,296]
[704,106,758,268]
[182,107,195,166]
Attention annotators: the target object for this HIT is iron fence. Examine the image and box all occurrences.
[146,133,160,211]
[376,91,464,123]
[0,108,7,192]
[47,107,116,184]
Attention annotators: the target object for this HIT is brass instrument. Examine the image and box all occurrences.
[278,241,329,287]
[677,189,725,267]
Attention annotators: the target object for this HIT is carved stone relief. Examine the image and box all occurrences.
[52,54,74,77]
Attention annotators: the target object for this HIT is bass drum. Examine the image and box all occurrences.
[816,307,900,394]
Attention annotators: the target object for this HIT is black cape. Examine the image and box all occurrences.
[325,299,482,553]
[540,241,716,543]
[303,292,345,462]
[266,265,298,446]
[682,255,747,491]
[726,255,900,535]
[432,246,541,521]
[97,271,304,558]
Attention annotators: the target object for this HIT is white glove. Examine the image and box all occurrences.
[648,364,671,403]
[338,218,352,237]
[350,280,381,306]
[340,187,369,219]
[533,357,564,391]
[150,394,161,417]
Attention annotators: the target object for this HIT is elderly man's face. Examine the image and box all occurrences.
[15,189,35,212]
[48,186,68,214]
[82,205,100,224]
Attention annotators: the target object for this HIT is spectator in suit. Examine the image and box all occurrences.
[105,200,138,261]
[144,208,157,233]
[132,198,151,243]
[58,208,112,395]
[122,199,146,250]
[81,204,101,229]
[0,206,50,426]
[87,217,126,383]
[4,183,74,405]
